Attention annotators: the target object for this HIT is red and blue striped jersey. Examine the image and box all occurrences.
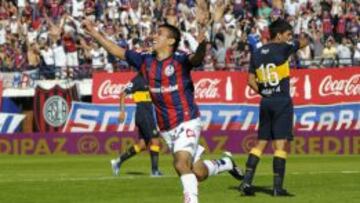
[125,50,200,131]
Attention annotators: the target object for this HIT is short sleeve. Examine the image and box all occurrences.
[124,74,142,95]
[283,40,300,58]
[125,50,144,71]
[174,51,192,70]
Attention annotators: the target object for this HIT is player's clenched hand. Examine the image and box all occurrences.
[118,111,126,123]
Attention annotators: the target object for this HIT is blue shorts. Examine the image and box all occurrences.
[258,96,294,141]
[136,113,159,144]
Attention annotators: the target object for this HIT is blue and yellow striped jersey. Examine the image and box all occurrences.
[124,74,152,103]
[249,41,300,97]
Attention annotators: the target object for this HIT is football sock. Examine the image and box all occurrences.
[203,157,233,176]
[243,148,262,185]
[150,145,160,172]
[180,173,198,203]
[116,145,141,163]
[273,150,287,190]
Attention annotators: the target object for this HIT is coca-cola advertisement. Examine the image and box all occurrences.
[92,71,244,104]
[92,72,136,103]
[92,68,360,104]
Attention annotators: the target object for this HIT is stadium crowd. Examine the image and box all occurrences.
[0,0,359,81]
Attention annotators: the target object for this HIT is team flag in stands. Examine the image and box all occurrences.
[34,85,79,132]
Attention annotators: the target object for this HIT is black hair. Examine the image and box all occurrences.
[159,24,181,51]
[269,19,293,40]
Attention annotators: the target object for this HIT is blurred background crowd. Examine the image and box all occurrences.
[0,0,359,83]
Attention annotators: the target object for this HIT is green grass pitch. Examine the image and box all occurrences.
[0,154,359,203]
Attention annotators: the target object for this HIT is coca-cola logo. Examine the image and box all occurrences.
[97,80,127,99]
[194,78,221,99]
[244,77,299,99]
[319,74,360,96]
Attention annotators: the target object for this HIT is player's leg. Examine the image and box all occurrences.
[192,149,244,182]
[239,140,268,195]
[110,124,147,175]
[239,98,271,195]
[271,97,294,196]
[170,118,203,203]
[174,150,199,203]
[149,137,162,176]
[272,139,293,196]
[142,116,163,176]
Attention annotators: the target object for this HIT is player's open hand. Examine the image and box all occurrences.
[118,111,126,123]
[213,1,226,23]
[196,0,210,27]
[81,18,96,36]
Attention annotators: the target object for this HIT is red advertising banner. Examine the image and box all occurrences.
[92,72,136,103]
[92,67,360,104]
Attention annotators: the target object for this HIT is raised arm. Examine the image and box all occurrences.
[82,19,126,60]
[189,32,207,66]
[188,0,210,66]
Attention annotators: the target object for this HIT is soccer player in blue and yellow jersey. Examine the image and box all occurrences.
[111,73,163,177]
[239,19,308,196]
[82,6,243,203]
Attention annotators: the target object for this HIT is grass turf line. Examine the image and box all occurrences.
[0,155,359,203]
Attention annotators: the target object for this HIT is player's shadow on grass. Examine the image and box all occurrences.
[229,185,280,196]
[125,171,148,176]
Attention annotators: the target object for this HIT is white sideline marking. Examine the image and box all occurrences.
[0,171,359,183]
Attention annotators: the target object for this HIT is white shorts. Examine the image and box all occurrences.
[161,118,204,163]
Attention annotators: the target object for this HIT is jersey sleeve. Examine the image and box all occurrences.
[125,50,144,71]
[124,74,143,95]
[283,40,300,58]
[175,51,192,70]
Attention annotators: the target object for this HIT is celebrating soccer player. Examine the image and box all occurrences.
[82,2,243,202]
[239,19,308,196]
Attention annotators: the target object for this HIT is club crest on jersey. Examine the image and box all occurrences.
[186,129,195,138]
[164,64,175,77]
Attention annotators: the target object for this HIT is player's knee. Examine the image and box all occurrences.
[174,159,191,174]
[150,138,160,146]
[137,140,147,150]
[193,169,207,182]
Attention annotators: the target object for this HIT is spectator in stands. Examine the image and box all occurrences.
[297,32,312,68]
[321,38,337,67]
[0,0,358,82]
[237,43,251,72]
[203,42,215,71]
[39,41,56,79]
[354,39,360,65]
[26,41,41,72]
[337,38,353,67]
[0,23,6,46]
[213,33,226,70]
